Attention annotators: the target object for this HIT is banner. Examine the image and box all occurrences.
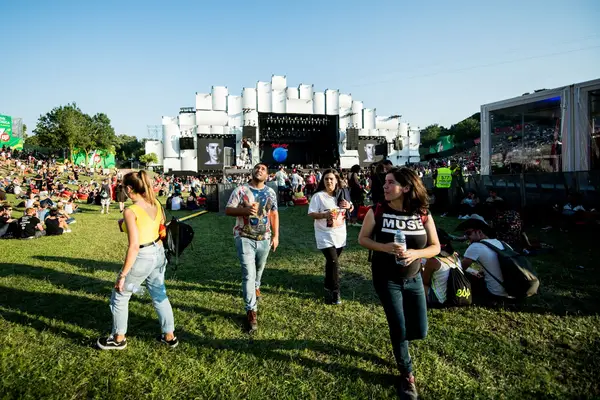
[429,135,455,154]
[0,114,22,150]
[73,148,116,169]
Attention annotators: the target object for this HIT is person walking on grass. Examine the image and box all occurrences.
[307,169,353,305]
[97,170,177,350]
[358,167,440,400]
[100,178,113,214]
[225,163,279,333]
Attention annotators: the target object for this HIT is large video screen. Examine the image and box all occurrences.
[197,138,224,170]
[358,139,385,167]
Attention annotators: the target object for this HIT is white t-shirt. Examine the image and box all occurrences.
[275,171,287,187]
[430,254,461,304]
[171,196,183,211]
[13,185,21,195]
[308,191,347,250]
[464,239,509,297]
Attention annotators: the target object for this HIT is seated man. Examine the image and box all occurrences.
[422,229,462,306]
[171,194,183,211]
[457,215,511,305]
[18,207,46,239]
[0,205,19,238]
[45,207,71,235]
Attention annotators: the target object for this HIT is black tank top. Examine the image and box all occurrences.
[372,202,429,279]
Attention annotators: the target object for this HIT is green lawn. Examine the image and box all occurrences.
[0,194,599,399]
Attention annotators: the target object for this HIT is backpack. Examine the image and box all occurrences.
[479,240,539,298]
[443,256,472,306]
[160,205,194,268]
[100,188,109,199]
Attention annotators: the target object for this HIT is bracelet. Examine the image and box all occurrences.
[118,272,127,278]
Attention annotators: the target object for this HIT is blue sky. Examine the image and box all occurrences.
[2,0,599,138]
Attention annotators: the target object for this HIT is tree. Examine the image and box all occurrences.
[33,103,87,163]
[115,134,144,161]
[77,113,117,165]
[420,124,447,146]
[449,117,480,143]
[139,152,158,167]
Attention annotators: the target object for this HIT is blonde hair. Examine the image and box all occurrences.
[123,170,156,205]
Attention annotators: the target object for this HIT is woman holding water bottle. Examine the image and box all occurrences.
[97,170,177,350]
[358,167,440,399]
[308,169,353,305]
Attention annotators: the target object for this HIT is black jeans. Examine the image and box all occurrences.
[373,272,428,375]
[321,247,343,293]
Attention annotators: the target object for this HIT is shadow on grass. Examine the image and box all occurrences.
[0,283,399,391]
[31,255,121,273]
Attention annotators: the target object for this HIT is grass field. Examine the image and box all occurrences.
[1,193,599,399]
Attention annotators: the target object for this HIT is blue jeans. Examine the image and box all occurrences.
[235,236,271,312]
[373,273,428,375]
[110,243,175,335]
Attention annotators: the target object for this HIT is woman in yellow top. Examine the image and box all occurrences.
[97,170,177,350]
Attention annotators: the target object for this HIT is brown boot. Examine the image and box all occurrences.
[246,310,257,333]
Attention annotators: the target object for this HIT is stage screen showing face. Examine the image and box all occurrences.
[197,138,224,170]
[358,139,384,167]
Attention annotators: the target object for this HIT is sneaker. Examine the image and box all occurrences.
[157,335,179,348]
[331,291,342,305]
[398,373,418,400]
[255,288,261,300]
[246,310,258,333]
[100,210,104,214]
[97,335,127,350]
[69,220,76,224]
[64,229,72,233]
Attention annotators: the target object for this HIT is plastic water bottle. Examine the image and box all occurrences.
[394,229,407,266]
[126,283,146,296]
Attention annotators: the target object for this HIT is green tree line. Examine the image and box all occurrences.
[25,103,145,163]
[420,113,481,147]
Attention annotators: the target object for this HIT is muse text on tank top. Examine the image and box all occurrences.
[372,203,428,279]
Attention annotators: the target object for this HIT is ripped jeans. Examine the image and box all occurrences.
[109,243,175,335]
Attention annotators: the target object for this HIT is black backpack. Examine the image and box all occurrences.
[444,256,472,306]
[160,205,194,268]
[479,240,539,298]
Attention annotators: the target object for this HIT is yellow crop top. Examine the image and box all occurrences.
[123,199,162,244]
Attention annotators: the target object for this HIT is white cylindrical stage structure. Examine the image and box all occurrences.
[339,107,352,131]
[144,140,164,165]
[351,101,364,128]
[399,122,409,137]
[286,87,299,99]
[195,110,228,126]
[299,84,313,100]
[162,120,180,159]
[257,81,272,113]
[363,108,376,129]
[211,86,228,111]
[243,110,258,126]
[195,93,212,110]
[163,157,181,172]
[242,88,257,110]
[325,89,339,115]
[313,92,325,114]
[210,125,224,134]
[178,113,196,133]
[339,93,353,109]
[271,75,287,91]
[227,95,243,127]
[180,149,197,171]
[272,89,286,113]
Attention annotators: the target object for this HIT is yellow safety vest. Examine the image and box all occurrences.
[436,168,452,188]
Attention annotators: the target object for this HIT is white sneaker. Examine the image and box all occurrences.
[101,210,104,214]
[64,229,72,233]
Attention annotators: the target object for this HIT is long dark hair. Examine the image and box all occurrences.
[387,167,429,215]
[315,168,341,193]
